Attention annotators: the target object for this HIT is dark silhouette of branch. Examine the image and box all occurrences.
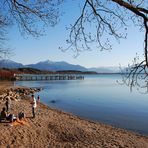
[62,0,148,91]
[0,0,63,59]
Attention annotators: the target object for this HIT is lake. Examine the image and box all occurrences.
[14,74,148,135]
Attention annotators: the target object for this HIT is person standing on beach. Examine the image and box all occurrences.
[5,97,11,112]
[31,95,37,118]
[37,95,40,103]
[37,95,40,114]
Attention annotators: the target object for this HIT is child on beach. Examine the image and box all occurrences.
[37,95,40,102]
[37,95,40,114]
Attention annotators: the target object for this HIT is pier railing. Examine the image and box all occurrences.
[14,74,84,81]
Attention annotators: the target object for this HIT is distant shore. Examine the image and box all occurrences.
[0,84,148,147]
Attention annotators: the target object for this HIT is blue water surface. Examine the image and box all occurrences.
[15,74,148,135]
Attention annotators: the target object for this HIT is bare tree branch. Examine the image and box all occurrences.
[0,0,63,58]
[0,0,147,92]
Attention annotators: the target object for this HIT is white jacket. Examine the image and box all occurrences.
[32,97,37,108]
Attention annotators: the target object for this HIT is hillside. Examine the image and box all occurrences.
[0,68,54,80]
[0,68,97,80]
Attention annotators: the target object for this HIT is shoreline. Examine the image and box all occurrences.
[0,85,148,147]
[44,102,148,137]
[45,103,148,137]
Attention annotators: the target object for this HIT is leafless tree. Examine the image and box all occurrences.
[0,8,9,59]
[0,0,147,91]
[0,0,63,59]
[63,0,147,92]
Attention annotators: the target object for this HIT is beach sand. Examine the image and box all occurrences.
[0,81,14,89]
[0,86,148,147]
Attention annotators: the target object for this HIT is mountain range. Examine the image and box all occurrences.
[0,59,120,73]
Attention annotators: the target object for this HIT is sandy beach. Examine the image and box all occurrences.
[0,85,148,147]
[0,81,14,89]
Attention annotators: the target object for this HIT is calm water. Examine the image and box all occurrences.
[14,74,148,135]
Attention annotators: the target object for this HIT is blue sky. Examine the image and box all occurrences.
[7,1,144,68]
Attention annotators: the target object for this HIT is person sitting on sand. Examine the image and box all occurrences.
[31,95,37,118]
[0,107,7,121]
[0,107,14,122]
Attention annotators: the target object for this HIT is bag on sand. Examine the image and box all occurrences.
[7,114,14,122]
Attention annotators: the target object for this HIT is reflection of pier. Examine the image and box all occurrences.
[14,74,84,81]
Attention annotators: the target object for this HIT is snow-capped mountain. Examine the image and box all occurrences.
[0,59,120,73]
[26,60,88,71]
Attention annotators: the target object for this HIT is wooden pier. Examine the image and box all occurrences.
[14,74,84,81]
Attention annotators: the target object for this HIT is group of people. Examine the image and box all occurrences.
[0,94,40,123]
[0,96,16,122]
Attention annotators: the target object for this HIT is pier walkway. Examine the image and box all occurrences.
[14,74,84,81]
